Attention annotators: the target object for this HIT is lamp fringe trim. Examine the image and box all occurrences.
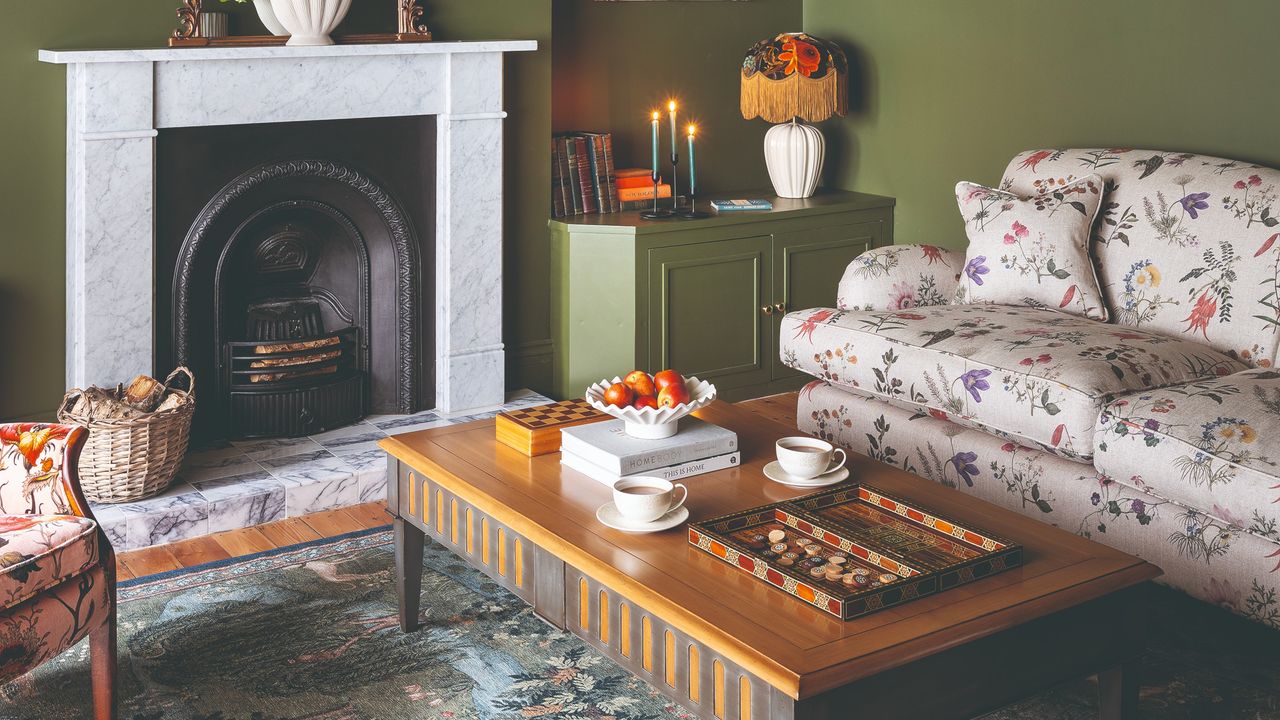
[740,71,848,124]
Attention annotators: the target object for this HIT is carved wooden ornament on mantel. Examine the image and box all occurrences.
[170,0,434,46]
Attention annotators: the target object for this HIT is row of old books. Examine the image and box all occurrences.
[559,417,739,487]
[552,132,620,217]
[552,133,683,217]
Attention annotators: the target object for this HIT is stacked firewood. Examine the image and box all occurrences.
[66,374,187,421]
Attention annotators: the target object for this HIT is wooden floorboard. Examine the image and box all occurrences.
[117,393,801,576]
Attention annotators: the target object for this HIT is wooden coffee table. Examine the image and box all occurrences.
[380,401,1159,720]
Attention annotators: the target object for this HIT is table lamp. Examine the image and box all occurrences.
[741,32,848,199]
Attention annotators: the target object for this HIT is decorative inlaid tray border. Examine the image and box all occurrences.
[688,483,1023,620]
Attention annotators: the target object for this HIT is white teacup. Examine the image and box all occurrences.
[612,477,688,523]
[776,437,846,479]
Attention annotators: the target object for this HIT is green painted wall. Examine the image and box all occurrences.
[0,1,551,420]
[553,0,801,194]
[803,0,1280,250]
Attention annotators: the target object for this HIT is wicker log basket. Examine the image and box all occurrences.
[58,367,196,504]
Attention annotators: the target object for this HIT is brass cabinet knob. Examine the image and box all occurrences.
[762,305,775,316]
[774,303,787,313]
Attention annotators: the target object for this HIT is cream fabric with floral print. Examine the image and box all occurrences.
[836,244,964,311]
[1002,149,1280,368]
[1094,368,1280,541]
[954,175,1108,321]
[779,304,1244,462]
[797,380,1280,630]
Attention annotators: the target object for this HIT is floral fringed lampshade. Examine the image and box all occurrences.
[741,32,849,124]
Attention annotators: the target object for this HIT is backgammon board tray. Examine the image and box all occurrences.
[688,484,1023,620]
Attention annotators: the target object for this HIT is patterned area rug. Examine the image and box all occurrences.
[1,528,1277,719]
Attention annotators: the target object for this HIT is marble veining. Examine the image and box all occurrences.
[89,391,551,551]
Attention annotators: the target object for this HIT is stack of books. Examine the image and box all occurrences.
[616,168,674,211]
[560,417,739,487]
[552,132,621,217]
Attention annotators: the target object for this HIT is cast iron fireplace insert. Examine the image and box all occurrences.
[155,117,436,440]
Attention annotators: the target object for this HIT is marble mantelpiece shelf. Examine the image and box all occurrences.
[38,40,536,64]
[92,390,553,552]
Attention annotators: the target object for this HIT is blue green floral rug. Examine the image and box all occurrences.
[1,527,1276,719]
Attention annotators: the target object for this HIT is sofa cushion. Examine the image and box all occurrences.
[954,176,1109,321]
[780,304,1246,462]
[1001,148,1280,368]
[0,514,98,608]
[1095,368,1280,539]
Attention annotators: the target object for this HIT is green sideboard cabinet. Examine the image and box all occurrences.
[549,190,895,401]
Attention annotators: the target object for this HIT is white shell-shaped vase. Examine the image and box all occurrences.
[253,0,289,36]
[269,0,353,46]
[764,121,826,199]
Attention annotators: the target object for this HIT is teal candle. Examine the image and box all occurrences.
[687,126,697,196]
[668,101,678,158]
[650,112,660,180]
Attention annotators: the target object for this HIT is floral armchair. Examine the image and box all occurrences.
[0,424,115,718]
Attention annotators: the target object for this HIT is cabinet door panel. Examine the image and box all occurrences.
[773,221,885,381]
[647,236,772,390]
[776,221,883,314]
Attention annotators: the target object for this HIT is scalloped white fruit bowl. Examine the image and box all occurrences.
[585,376,717,439]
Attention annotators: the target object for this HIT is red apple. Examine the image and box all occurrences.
[653,369,684,393]
[623,370,657,397]
[603,382,634,408]
[632,395,659,411]
[657,383,691,409]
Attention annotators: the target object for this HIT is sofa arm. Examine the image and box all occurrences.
[837,244,964,311]
[0,424,92,518]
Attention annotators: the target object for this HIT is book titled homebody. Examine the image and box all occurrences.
[559,417,738,476]
[561,448,741,488]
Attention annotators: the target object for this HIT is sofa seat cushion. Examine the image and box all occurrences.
[0,514,98,608]
[1095,369,1280,539]
[780,304,1246,462]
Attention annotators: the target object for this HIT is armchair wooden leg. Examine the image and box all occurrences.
[89,605,117,720]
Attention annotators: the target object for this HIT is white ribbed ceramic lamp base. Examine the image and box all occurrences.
[270,0,353,46]
[764,122,825,199]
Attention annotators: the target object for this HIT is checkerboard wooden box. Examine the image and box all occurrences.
[495,399,608,456]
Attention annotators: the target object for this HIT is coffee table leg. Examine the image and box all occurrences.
[1097,663,1139,720]
[394,516,425,632]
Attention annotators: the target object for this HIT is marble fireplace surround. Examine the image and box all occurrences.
[39,41,536,415]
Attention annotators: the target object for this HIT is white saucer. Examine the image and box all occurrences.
[763,461,850,488]
[596,503,690,534]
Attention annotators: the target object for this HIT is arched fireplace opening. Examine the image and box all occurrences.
[156,118,435,440]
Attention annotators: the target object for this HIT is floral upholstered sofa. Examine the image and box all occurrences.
[781,148,1280,629]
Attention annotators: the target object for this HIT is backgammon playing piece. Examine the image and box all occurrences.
[777,555,795,566]
[853,574,870,586]
[853,568,870,577]
[803,544,822,557]
[828,555,847,565]
[878,573,897,584]
[808,566,826,579]
[824,567,843,581]
[770,543,788,554]
[841,573,856,585]
[768,529,787,543]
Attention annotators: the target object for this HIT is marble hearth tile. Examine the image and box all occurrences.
[89,504,129,550]
[308,422,386,451]
[178,447,262,483]
[120,490,209,550]
[261,451,358,517]
[329,448,389,504]
[231,437,326,462]
[206,487,285,535]
[190,470,283,501]
[366,410,454,436]
[279,473,358,518]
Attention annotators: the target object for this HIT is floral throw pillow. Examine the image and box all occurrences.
[953,175,1108,321]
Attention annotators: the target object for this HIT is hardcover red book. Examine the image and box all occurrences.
[617,176,656,190]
